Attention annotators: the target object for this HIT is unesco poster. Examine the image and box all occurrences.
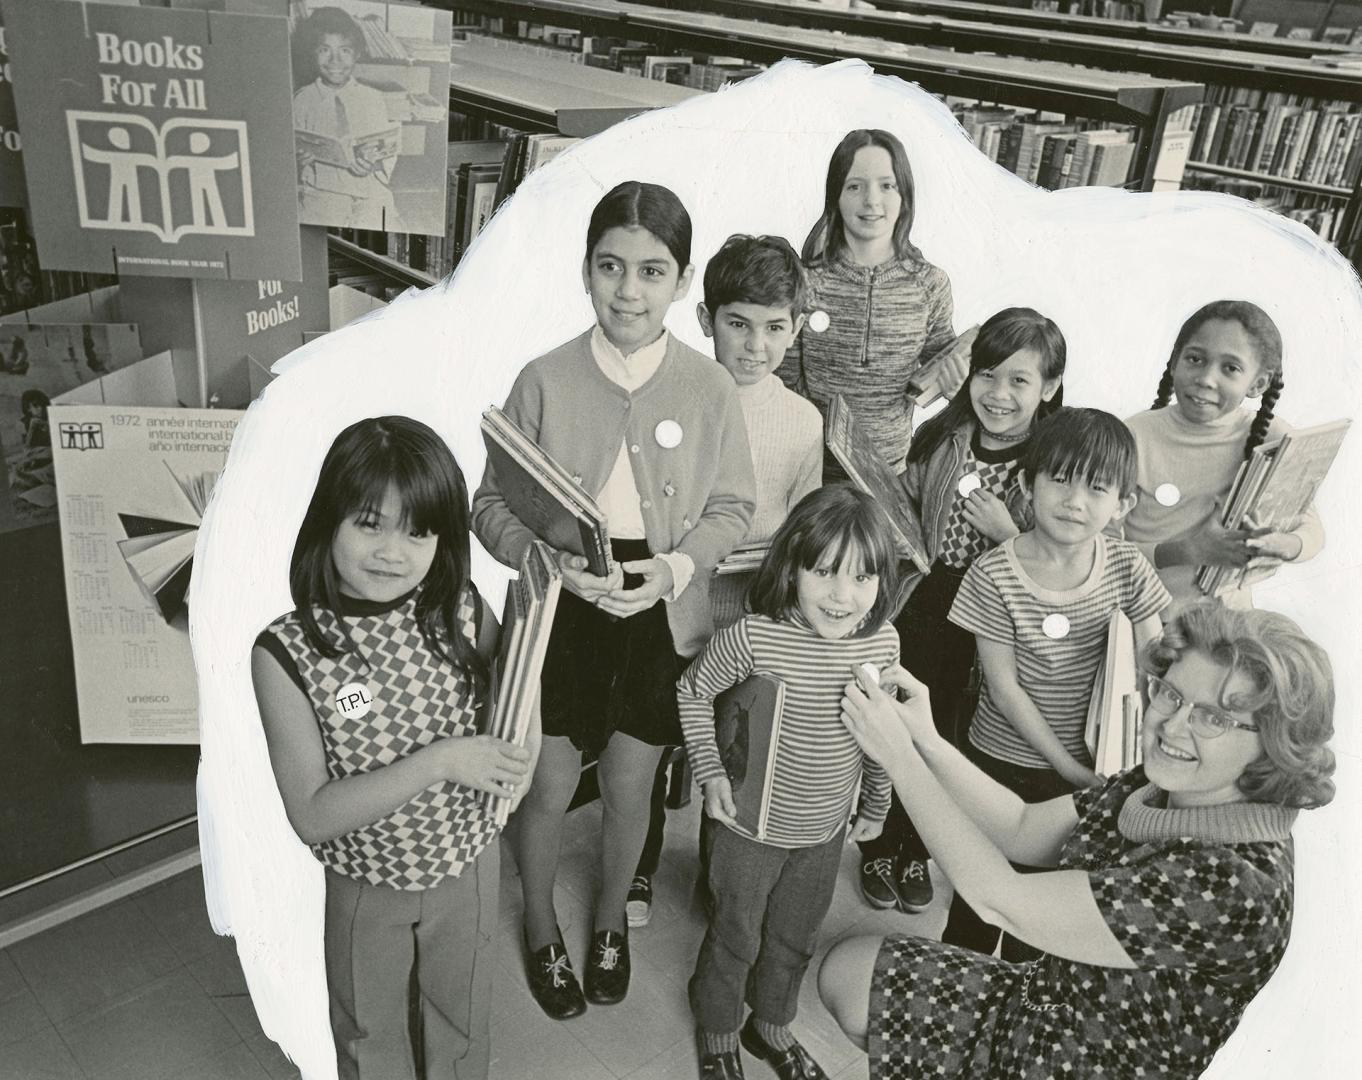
[1,0,300,280]
[52,404,242,743]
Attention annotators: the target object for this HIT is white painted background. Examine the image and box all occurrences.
[191,61,1362,1079]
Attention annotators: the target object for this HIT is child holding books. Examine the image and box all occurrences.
[781,128,957,480]
[629,233,823,929]
[856,307,1065,916]
[679,484,902,1080]
[472,181,755,1019]
[252,417,532,1080]
[1123,300,1323,609]
[293,6,398,229]
[943,408,1170,960]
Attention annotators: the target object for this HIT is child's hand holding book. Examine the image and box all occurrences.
[702,776,739,829]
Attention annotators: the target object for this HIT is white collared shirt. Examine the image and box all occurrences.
[588,325,694,599]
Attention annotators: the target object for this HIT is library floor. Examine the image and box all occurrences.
[0,796,949,1080]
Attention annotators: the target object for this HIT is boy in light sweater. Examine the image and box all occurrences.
[628,234,823,929]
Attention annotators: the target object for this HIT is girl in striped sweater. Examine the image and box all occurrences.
[943,408,1170,961]
[679,485,903,1080]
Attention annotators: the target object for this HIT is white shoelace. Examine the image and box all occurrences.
[864,857,894,879]
[902,861,928,884]
[545,954,571,988]
[598,945,620,971]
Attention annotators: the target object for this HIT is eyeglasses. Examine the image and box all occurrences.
[1142,673,1260,739]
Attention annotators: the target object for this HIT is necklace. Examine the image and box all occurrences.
[983,426,1031,444]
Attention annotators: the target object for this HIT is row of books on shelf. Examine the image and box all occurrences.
[1188,92,1362,189]
[953,106,1138,188]
[1181,174,1346,241]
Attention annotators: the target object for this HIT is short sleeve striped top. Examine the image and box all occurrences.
[948,534,1170,769]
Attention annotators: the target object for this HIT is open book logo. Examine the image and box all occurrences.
[58,422,104,451]
[67,111,256,244]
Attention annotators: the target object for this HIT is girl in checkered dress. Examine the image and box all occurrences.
[253,416,532,1080]
[855,308,1065,917]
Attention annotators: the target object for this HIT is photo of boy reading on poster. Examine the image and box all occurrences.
[290,1,452,235]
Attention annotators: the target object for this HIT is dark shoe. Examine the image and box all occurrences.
[627,874,653,928]
[697,1034,745,1079]
[895,856,934,913]
[523,932,586,1020]
[583,928,630,1004]
[739,1018,828,1080]
[859,857,898,910]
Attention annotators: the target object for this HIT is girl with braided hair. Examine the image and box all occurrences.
[1123,300,1322,608]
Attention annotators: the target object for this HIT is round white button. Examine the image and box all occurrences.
[808,310,830,333]
[655,419,683,449]
[335,681,373,720]
[957,473,983,497]
[1154,483,1181,507]
[1042,614,1070,640]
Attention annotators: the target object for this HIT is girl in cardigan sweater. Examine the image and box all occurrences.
[1123,300,1323,609]
[781,128,957,480]
[471,181,755,1021]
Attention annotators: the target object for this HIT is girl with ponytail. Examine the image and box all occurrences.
[1123,300,1322,607]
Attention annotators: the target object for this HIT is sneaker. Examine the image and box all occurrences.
[626,874,653,928]
[895,856,934,913]
[583,928,631,1005]
[859,857,898,910]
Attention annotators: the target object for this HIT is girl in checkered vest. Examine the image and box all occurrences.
[854,309,1066,918]
[253,416,533,1080]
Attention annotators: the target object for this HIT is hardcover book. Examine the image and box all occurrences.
[1083,609,1142,776]
[480,406,614,576]
[1197,418,1349,596]
[825,395,930,574]
[480,541,562,826]
[714,671,785,841]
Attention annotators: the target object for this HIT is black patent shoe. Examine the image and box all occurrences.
[697,1035,745,1079]
[739,1017,828,1080]
[583,927,631,1004]
[523,931,587,1020]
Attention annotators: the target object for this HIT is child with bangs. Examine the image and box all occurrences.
[678,484,903,1080]
[943,408,1171,960]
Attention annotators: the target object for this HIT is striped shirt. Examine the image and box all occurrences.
[678,614,899,848]
[949,535,1170,769]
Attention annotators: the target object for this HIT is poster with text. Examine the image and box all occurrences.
[52,404,242,743]
[289,0,451,234]
[193,224,329,407]
[1,0,301,280]
[0,321,142,533]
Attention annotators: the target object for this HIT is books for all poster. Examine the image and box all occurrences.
[825,395,931,574]
[50,404,243,744]
[714,671,786,841]
[1196,419,1350,598]
[480,406,615,577]
[480,540,562,826]
[1083,609,1142,777]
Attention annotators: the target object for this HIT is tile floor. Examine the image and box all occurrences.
[0,797,951,1080]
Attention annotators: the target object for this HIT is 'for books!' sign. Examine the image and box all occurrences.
[1,0,300,280]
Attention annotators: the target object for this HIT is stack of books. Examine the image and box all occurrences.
[825,395,931,574]
[1197,418,1350,597]
[714,541,769,576]
[481,406,615,577]
[480,541,563,826]
[1083,610,1142,777]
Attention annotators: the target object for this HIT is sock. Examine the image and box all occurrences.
[699,1029,739,1055]
[753,1018,795,1051]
